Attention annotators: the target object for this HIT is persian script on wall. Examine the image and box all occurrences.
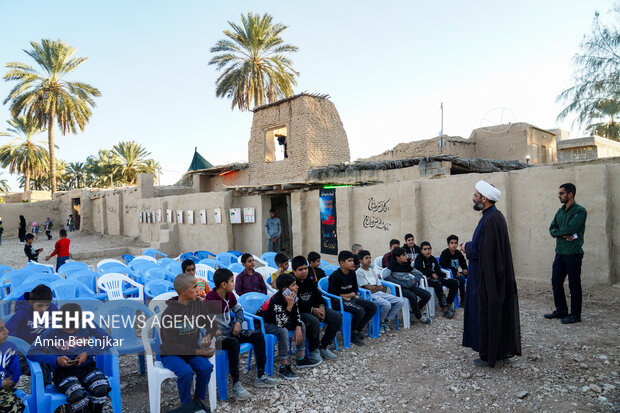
[362,197,392,231]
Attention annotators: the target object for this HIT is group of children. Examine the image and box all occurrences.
[23,229,72,271]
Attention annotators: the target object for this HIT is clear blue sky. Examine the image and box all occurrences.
[0,0,616,189]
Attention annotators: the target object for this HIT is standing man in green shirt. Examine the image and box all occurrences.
[545,183,587,324]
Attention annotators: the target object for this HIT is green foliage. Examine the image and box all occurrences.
[0,173,10,192]
[3,39,100,193]
[557,8,620,140]
[209,12,299,111]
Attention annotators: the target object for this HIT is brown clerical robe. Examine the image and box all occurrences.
[478,207,522,367]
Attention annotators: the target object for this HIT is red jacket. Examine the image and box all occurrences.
[50,238,71,258]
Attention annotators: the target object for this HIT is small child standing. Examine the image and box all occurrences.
[44,217,53,240]
[24,233,42,263]
[0,319,24,413]
[28,303,112,413]
[256,273,320,380]
[31,222,38,240]
[45,229,71,271]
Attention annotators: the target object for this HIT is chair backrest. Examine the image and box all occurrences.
[227,250,243,258]
[324,265,339,277]
[133,255,157,263]
[216,252,236,266]
[194,250,215,260]
[2,269,35,287]
[121,254,135,264]
[237,292,270,314]
[317,277,330,294]
[148,292,177,313]
[374,256,384,269]
[144,267,167,282]
[180,252,198,262]
[24,273,60,285]
[228,263,245,273]
[254,266,277,283]
[157,257,176,266]
[237,254,268,267]
[98,262,129,274]
[0,265,13,275]
[58,261,90,277]
[145,280,174,299]
[96,300,154,344]
[198,258,225,270]
[320,259,330,269]
[25,262,55,274]
[143,249,168,259]
[97,273,144,301]
[260,252,277,268]
[380,267,390,278]
[66,270,99,292]
[195,264,215,283]
[96,259,125,270]
[165,262,182,279]
[50,279,80,300]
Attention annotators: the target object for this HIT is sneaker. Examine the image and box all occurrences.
[232,381,252,400]
[379,325,386,335]
[448,303,455,312]
[418,316,432,325]
[278,365,299,380]
[254,374,279,388]
[544,310,568,319]
[443,309,455,319]
[351,335,365,347]
[297,356,321,369]
[319,347,337,360]
[561,314,581,324]
[356,332,366,341]
[308,349,322,363]
[383,322,391,333]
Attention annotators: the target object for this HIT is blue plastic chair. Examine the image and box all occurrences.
[260,252,277,268]
[317,277,353,349]
[0,280,57,317]
[145,280,174,299]
[143,248,168,259]
[50,279,95,300]
[122,254,135,264]
[98,262,130,275]
[437,258,460,309]
[157,257,176,266]
[194,250,216,260]
[0,265,14,275]
[95,300,155,376]
[164,261,182,281]
[198,258,227,270]
[319,259,330,269]
[144,267,168,282]
[358,287,383,339]
[7,337,34,412]
[227,250,243,258]
[66,271,108,300]
[324,265,339,277]
[57,261,89,277]
[216,252,236,267]
[228,263,245,274]
[26,338,122,412]
[24,262,55,274]
[0,269,35,298]
[180,252,199,263]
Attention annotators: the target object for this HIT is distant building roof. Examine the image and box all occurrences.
[251,92,331,113]
[188,148,213,172]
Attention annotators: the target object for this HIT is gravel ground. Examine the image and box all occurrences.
[2,233,619,412]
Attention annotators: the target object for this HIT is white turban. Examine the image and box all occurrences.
[475,180,501,202]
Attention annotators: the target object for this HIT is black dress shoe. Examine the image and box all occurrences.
[544,310,568,319]
[561,314,581,324]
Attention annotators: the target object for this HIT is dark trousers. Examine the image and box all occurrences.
[45,230,52,240]
[552,253,583,318]
[341,297,378,332]
[301,308,342,352]
[454,274,467,302]
[428,278,459,307]
[56,255,70,272]
[221,330,266,382]
[399,285,431,319]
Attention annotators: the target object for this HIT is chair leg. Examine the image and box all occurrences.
[208,358,217,411]
[370,310,380,338]
[138,354,146,375]
[265,336,275,376]
[216,351,229,400]
[151,379,162,413]
[341,313,352,349]
[401,298,410,329]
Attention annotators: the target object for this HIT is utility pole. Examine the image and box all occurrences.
[439,102,444,154]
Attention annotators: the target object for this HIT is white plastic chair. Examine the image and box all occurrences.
[97,273,144,301]
[374,256,384,269]
[141,315,216,413]
[237,254,268,267]
[148,292,178,314]
[195,264,215,282]
[380,268,410,328]
[96,258,125,270]
[254,266,278,296]
[133,255,157,263]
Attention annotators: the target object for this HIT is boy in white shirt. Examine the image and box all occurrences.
[356,250,405,333]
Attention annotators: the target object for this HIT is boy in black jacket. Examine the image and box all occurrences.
[328,250,378,347]
[292,256,341,362]
[439,235,468,305]
[256,273,320,380]
[414,241,459,319]
[24,233,42,262]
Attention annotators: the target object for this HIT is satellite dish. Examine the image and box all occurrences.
[479,107,515,133]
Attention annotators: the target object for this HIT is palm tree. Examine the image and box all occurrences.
[3,39,101,194]
[66,161,89,188]
[0,174,10,192]
[584,99,620,140]
[112,141,153,185]
[0,116,49,191]
[86,149,121,188]
[209,12,299,111]
[142,158,162,184]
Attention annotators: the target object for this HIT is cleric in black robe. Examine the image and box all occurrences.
[462,180,521,368]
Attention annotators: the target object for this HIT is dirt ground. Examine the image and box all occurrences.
[1,233,619,412]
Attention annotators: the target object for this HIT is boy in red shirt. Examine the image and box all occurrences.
[46,229,71,271]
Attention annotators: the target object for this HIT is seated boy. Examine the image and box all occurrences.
[382,239,401,268]
[414,241,459,319]
[7,284,58,380]
[28,303,112,413]
[270,253,290,288]
[291,256,341,361]
[235,253,267,296]
[0,318,25,413]
[439,235,468,305]
[307,251,327,281]
[159,274,214,409]
[45,229,71,271]
[24,233,42,263]
[383,247,432,325]
[205,269,279,400]
[356,250,406,333]
[328,251,378,347]
[182,258,210,299]
[256,273,320,380]
[404,233,421,264]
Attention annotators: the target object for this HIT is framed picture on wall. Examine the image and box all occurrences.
[214,208,222,224]
[243,207,255,223]
[199,209,207,224]
[166,209,173,223]
[156,209,162,223]
[229,208,241,224]
[176,210,184,224]
[187,210,194,224]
